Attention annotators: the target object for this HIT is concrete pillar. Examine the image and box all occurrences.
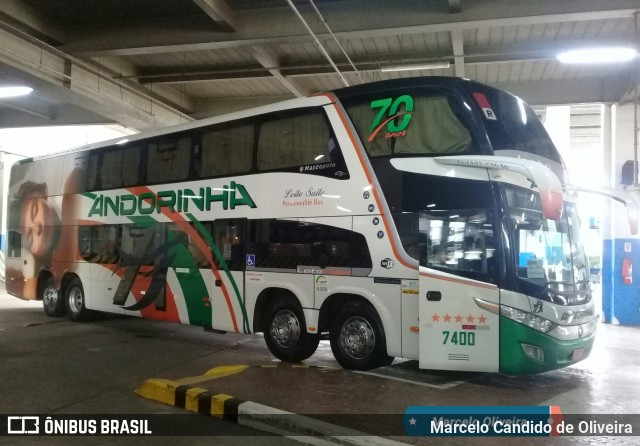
[603,103,640,325]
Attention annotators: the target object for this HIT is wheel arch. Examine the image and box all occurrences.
[252,287,301,333]
[60,272,81,296]
[36,269,55,300]
[319,293,383,332]
[319,291,399,357]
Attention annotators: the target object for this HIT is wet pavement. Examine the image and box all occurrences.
[1,286,639,445]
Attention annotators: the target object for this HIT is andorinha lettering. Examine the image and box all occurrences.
[88,181,256,217]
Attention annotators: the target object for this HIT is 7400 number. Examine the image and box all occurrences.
[442,331,475,346]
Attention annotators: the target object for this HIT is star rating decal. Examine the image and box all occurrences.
[428,313,489,326]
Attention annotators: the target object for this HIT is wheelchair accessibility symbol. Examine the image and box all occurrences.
[246,254,256,268]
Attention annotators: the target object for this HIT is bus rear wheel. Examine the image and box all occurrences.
[263,296,319,363]
[329,302,393,370]
[41,276,65,317]
[64,278,94,322]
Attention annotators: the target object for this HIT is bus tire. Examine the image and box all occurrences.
[263,296,319,363]
[330,302,394,370]
[41,276,65,317]
[64,278,93,322]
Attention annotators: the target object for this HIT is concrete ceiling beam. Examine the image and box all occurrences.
[58,0,639,56]
[0,24,193,131]
[192,0,235,31]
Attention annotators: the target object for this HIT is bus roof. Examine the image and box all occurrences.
[17,94,334,164]
[17,76,504,166]
[332,76,490,99]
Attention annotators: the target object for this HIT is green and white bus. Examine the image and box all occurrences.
[5,77,615,374]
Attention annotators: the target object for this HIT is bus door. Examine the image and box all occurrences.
[417,210,500,372]
[209,219,248,333]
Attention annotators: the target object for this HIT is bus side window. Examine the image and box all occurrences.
[120,224,156,266]
[8,230,21,258]
[212,219,246,271]
[147,136,191,184]
[198,124,253,178]
[423,211,498,283]
[86,152,99,191]
[101,149,124,189]
[257,110,333,171]
[247,219,372,274]
[90,146,141,190]
[78,225,120,264]
[188,222,213,268]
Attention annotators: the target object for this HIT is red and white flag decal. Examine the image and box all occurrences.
[473,92,497,121]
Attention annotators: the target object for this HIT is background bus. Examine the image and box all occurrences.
[6,77,596,374]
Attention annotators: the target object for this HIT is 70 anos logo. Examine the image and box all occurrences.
[368,95,414,141]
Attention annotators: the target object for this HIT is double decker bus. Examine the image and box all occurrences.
[5,77,621,374]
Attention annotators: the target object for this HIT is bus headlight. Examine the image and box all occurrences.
[500,305,557,333]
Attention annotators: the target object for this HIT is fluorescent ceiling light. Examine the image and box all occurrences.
[381,62,450,72]
[557,47,636,64]
[0,86,33,98]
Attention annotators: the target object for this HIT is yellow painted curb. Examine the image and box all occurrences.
[205,364,250,377]
[184,387,208,412]
[134,378,181,405]
[210,394,234,418]
[176,364,249,385]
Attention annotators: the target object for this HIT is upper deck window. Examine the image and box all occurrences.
[343,93,473,157]
[256,108,349,179]
[147,136,191,183]
[257,110,332,170]
[200,123,253,177]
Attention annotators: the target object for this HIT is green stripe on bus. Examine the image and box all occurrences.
[187,214,250,333]
[122,214,211,326]
[128,215,157,225]
[166,230,212,327]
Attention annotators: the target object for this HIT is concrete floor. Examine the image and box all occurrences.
[1,286,639,446]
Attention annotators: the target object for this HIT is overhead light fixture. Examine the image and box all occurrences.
[0,86,33,98]
[380,62,451,72]
[557,47,636,64]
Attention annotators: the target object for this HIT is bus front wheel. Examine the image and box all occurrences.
[41,276,65,317]
[64,278,93,322]
[330,302,393,370]
[263,296,319,363]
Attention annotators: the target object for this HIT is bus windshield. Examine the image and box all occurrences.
[505,186,590,304]
[342,88,482,158]
[464,83,567,181]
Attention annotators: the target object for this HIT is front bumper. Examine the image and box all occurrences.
[499,316,595,375]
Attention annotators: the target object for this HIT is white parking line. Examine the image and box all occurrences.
[353,370,471,390]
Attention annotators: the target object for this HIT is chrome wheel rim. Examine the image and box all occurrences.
[339,316,375,360]
[43,285,58,308]
[270,309,301,348]
[68,287,84,314]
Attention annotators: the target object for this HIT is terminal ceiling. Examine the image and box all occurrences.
[0,0,638,131]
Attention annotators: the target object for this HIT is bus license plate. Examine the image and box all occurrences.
[571,348,584,361]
